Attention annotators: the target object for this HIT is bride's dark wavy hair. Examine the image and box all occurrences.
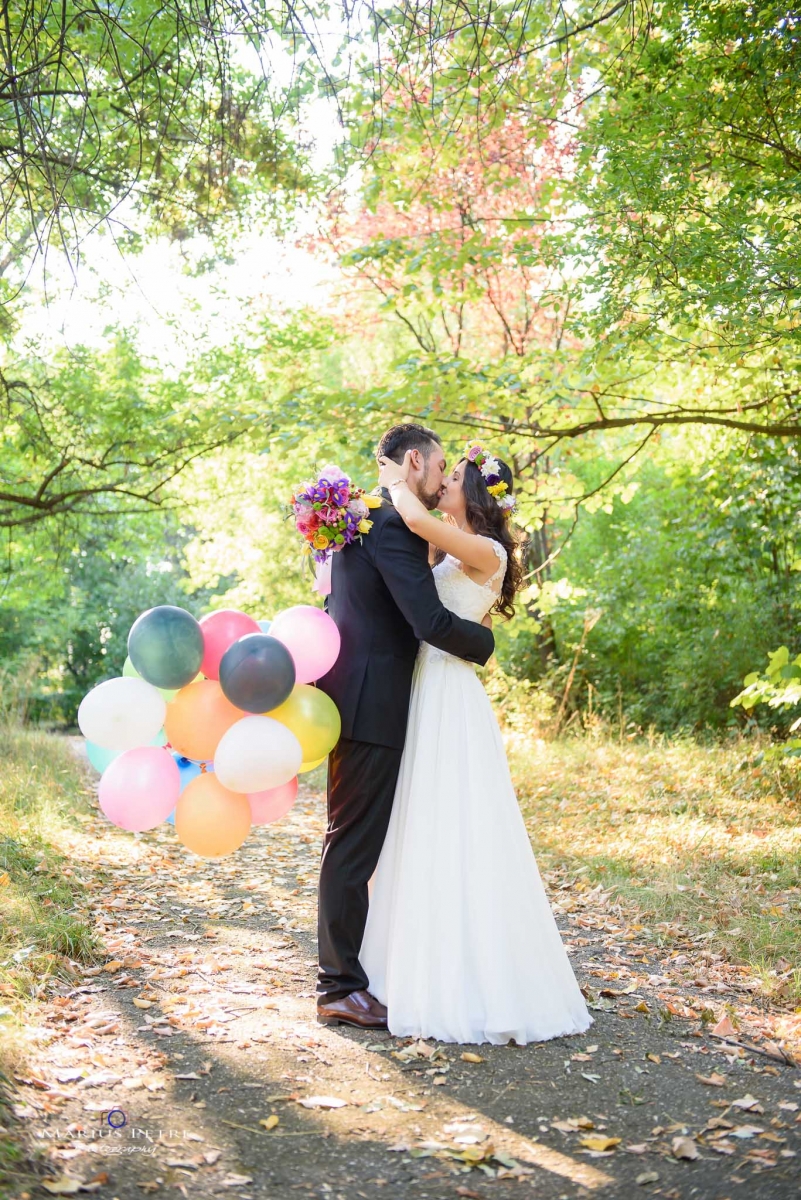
[436,457,526,620]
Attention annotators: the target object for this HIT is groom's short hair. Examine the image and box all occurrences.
[376,423,442,465]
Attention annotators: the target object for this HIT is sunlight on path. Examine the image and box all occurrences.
[10,758,801,1200]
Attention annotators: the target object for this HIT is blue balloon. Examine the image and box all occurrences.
[175,754,203,791]
[165,752,211,824]
[257,619,272,633]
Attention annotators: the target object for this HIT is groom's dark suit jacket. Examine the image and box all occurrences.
[316,493,495,750]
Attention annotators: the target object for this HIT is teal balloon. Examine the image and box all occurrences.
[86,729,167,774]
[128,606,203,690]
[257,619,272,633]
[86,741,119,773]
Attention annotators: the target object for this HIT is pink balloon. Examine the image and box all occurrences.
[199,609,260,680]
[269,606,341,684]
[99,746,180,832]
[247,776,298,826]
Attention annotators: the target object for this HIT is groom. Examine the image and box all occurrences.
[315,423,495,1029]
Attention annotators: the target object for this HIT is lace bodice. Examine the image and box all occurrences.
[431,537,507,624]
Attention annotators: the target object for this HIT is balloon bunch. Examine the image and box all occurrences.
[78,604,341,858]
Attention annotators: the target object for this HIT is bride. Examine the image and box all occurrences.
[359,442,593,1045]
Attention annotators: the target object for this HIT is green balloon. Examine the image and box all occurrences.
[127,606,204,690]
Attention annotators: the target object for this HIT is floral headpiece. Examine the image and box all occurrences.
[465,442,516,515]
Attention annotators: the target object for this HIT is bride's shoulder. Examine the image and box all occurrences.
[477,534,507,561]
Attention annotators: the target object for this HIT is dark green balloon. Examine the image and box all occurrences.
[128,606,204,689]
[219,634,296,713]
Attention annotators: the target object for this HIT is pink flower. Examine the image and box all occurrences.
[319,463,346,483]
[347,497,369,519]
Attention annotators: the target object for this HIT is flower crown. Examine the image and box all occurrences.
[465,442,516,515]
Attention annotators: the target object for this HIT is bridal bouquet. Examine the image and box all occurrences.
[290,465,382,565]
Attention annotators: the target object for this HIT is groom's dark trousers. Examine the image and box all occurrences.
[316,493,495,1003]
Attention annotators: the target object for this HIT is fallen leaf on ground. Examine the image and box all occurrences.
[731,1094,763,1112]
[552,1117,594,1133]
[636,1171,659,1185]
[260,1115,279,1130]
[461,1053,484,1063]
[711,1015,737,1038]
[297,1095,347,1109]
[41,1178,83,1195]
[579,1136,621,1152]
[696,1072,727,1087]
[393,1039,444,1062]
[728,1125,764,1138]
[672,1136,700,1160]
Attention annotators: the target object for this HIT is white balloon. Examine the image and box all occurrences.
[214,715,302,794]
[78,677,167,752]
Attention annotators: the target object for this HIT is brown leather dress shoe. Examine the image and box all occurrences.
[317,989,388,1029]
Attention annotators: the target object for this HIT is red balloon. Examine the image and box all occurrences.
[199,609,260,680]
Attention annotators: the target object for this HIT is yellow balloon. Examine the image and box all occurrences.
[175,774,251,857]
[268,685,341,762]
[299,755,327,773]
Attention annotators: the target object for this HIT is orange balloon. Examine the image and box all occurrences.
[165,679,243,761]
[175,774,251,857]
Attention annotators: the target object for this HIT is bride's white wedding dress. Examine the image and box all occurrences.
[360,537,594,1045]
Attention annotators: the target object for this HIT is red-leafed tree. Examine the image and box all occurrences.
[313,84,585,667]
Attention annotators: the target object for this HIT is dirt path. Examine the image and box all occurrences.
[7,762,801,1200]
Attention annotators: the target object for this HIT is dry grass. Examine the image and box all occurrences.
[0,725,101,1160]
[510,731,801,1004]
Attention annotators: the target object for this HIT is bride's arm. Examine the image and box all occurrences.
[378,454,500,577]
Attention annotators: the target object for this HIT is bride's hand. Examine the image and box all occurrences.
[378,451,412,490]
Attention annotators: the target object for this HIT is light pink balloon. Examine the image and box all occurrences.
[247,776,299,826]
[269,606,341,684]
[99,746,180,832]
[199,609,260,680]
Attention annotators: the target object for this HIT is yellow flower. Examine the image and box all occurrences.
[358,518,373,534]
[312,532,329,550]
[301,543,312,556]
[487,481,508,497]
[363,494,383,509]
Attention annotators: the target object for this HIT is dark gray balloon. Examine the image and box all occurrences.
[128,606,204,689]
[218,634,296,713]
